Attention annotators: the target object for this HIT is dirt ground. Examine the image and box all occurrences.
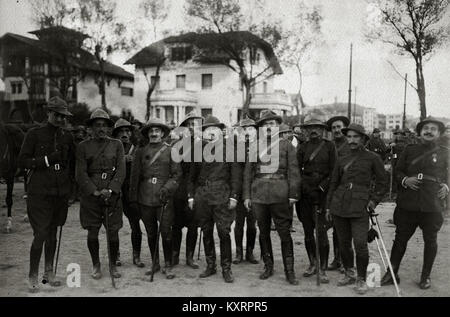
[1,182,449,297]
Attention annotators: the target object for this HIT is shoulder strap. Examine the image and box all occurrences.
[410,145,440,166]
[337,141,347,153]
[92,139,111,162]
[307,141,326,164]
[343,155,359,173]
[148,143,168,167]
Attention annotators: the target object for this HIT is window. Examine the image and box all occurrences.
[185,106,195,115]
[121,87,133,97]
[202,74,213,90]
[263,81,268,93]
[176,75,186,89]
[166,106,175,125]
[151,76,160,90]
[171,46,192,62]
[31,79,45,94]
[201,108,212,118]
[11,82,23,94]
[156,108,161,118]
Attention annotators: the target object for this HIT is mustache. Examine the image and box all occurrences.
[349,142,358,146]
[424,133,434,137]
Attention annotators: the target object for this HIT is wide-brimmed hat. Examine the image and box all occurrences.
[44,96,73,117]
[326,116,350,131]
[180,111,204,127]
[278,123,292,135]
[141,118,170,137]
[372,128,381,134]
[202,116,225,131]
[256,110,283,127]
[301,117,327,129]
[112,118,133,137]
[86,109,114,127]
[416,116,445,135]
[342,123,369,140]
[239,118,257,128]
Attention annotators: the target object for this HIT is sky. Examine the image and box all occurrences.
[1,0,449,118]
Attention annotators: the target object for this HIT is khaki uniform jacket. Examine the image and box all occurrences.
[75,137,125,196]
[129,142,181,207]
[395,141,449,213]
[327,147,388,217]
[19,123,75,196]
[243,138,300,204]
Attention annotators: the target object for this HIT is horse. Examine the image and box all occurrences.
[0,123,24,233]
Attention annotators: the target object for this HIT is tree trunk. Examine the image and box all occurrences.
[241,80,252,120]
[415,58,426,120]
[146,88,152,121]
[100,60,107,111]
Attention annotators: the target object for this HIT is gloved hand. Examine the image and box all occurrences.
[47,151,62,165]
[160,188,170,204]
[367,200,377,211]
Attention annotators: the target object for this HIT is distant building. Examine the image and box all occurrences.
[385,113,403,131]
[0,26,134,122]
[126,31,293,125]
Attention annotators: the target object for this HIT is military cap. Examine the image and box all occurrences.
[278,123,292,135]
[342,123,369,140]
[180,111,204,127]
[326,116,350,131]
[202,116,225,131]
[45,96,73,117]
[372,128,381,134]
[141,118,170,137]
[86,108,114,127]
[416,116,445,135]
[112,118,133,137]
[239,118,257,128]
[256,110,283,127]
[301,116,327,129]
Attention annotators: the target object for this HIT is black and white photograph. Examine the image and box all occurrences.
[0,0,449,302]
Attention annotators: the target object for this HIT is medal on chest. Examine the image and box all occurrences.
[432,153,437,163]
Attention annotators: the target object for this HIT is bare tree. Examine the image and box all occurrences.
[186,0,283,119]
[367,0,450,120]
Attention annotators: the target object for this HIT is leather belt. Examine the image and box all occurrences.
[417,173,442,183]
[255,173,286,180]
[198,179,226,186]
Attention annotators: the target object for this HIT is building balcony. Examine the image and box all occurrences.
[151,89,198,104]
[250,92,293,108]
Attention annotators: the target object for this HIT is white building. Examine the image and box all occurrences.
[362,107,377,132]
[0,27,134,122]
[386,113,403,131]
[126,32,293,126]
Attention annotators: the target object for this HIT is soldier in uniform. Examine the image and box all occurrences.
[171,112,203,269]
[19,96,76,292]
[326,123,388,294]
[366,128,387,161]
[381,117,449,290]
[326,116,351,271]
[129,118,181,279]
[243,110,300,285]
[297,117,337,283]
[233,118,258,265]
[112,118,143,267]
[72,125,88,145]
[188,116,241,283]
[76,109,126,280]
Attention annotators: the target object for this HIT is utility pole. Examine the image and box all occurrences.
[353,86,357,123]
[402,73,407,129]
[347,43,353,120]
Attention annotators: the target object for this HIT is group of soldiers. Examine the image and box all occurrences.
[19,96,449,295]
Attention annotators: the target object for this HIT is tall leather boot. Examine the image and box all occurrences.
[303,239,317,277]
[109,240,121,278]
[220,237,234,283]
[29,242,42,293]
[328,230,342,271]
[199,231,217,278]
[162,238,175,279]
[319,243,330,284]
[186,227,199,269]
[281,240,298,285]
[245,225,258,264]
[171,227,182,266]
[43,235,61,287]
[146,235,160,276]
[259,237,274,280]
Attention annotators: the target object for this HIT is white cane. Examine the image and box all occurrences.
[372,214,401,297]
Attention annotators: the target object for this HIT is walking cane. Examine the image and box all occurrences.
[54,226,63,275]
[103,198,116,289]
[368,208,401,297]
[389,148,394,200]
[197,229,203,261]
[314,205,321,287]
[150,202,167,282]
